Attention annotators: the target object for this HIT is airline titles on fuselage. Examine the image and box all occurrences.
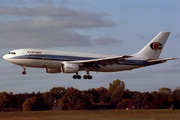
[27,51,42,54]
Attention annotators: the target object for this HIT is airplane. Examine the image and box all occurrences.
[3,31,177,79]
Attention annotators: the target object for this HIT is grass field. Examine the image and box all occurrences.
[0,109,179,120]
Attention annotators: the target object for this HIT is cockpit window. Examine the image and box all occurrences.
[8,52,16,55]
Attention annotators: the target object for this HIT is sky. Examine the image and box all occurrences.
[0,0,180,93]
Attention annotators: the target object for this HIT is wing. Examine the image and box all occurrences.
[69,55,133,70]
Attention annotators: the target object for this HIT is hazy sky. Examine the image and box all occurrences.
[0,0,180,93]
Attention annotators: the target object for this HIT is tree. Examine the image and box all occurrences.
[0,92,11,108]
[158,87,173,104]
[118,98,134,109]
[50,87,66,99]
[87,88,99,105]
[108,79,125,104]
[123,89,132,99]
[8,92,17,109]
[150,98,170,109]
[150,91,158,99]
[22,96,37,111]
[95,87,110,105]
[42,92,53,107]
[141,92,152,104]
[76,91,91,110]
[158,87,172,95]
[57,87,81,110]
[132,91,142,104]
[172,87,180,109]
[173,87,180,101]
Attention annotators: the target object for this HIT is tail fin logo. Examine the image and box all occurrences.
[150,42,162,50]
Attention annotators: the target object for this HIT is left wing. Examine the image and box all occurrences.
[70,55,133,69]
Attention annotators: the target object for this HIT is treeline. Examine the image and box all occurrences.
[0,79,180,111]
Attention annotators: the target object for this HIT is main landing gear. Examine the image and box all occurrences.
[73,73,82,79]
[22,66,26,75]
[73,75,92,80]
[73,71,92,80]
[83,70,92,79]
[83,75,92,79]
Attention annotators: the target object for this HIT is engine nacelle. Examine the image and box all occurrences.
[62,62,79,73]
[45,68,61,74]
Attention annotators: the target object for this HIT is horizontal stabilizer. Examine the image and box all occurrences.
[147,58,178,63]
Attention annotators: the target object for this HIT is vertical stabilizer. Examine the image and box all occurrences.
[134,32,170,59]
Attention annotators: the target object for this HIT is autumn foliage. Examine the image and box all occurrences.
[0,79,180,111]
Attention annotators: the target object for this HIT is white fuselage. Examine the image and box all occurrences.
[3,49,151,73]
[3,32,175,79]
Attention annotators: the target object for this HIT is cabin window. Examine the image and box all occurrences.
[8,52,16,55]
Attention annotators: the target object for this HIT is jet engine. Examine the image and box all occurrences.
[62,62,79,73]
[45,68,61,73]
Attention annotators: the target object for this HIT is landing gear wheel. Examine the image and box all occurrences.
[77,75,81,79]
[22,66,26,75]
[83,75,92,80]
[73,75,81,79]
[22,71,26,75]
[83,75,88,79]
[88,75,92,79]
[73,75,76,79]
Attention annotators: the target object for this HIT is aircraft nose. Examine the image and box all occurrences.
[3,54,9,60]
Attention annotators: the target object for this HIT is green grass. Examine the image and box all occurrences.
[0,110,179,120]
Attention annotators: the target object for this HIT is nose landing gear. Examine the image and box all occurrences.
[22,66,26,75]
